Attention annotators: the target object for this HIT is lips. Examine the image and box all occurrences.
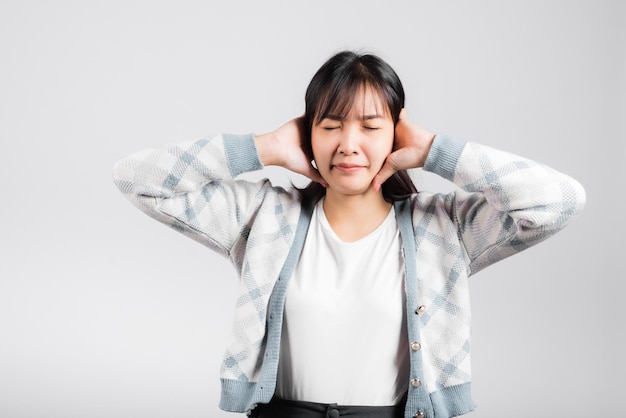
[332,163,366,172]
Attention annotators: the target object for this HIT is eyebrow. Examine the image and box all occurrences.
[323,114,383,121]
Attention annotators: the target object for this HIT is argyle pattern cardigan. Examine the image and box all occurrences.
[113,133,585,418]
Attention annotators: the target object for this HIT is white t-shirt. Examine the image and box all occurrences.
[276,199,409,406]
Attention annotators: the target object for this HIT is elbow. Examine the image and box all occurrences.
[524,177,587,233]
[112,158,137,195]
[544,177,586,232]
[112,159,123,190]
[566,177,587,220]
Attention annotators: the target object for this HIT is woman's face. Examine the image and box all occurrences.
[311,87,395,197]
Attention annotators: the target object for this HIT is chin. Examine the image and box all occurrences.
[329,184,374,196]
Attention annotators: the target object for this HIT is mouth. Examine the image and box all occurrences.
[332,163,366,173]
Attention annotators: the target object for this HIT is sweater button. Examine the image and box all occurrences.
[414,412,425,418]
[328,408,340,418]
[416,305,426,315]
[411,341,422,351]
[410,378,422,388]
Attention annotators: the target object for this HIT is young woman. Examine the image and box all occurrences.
[113,51,586,418]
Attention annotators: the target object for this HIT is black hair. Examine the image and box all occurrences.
[299,50,417,202]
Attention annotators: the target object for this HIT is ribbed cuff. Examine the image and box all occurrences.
[423,134,467,182]
[223,133,264,177]
[429,382,477,417]
[219,379,257,412]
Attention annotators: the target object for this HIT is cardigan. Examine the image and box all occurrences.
[112,133,586,418]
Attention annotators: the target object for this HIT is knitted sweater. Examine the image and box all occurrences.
[113,133,585,418]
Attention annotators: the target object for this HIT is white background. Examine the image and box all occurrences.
[1,1,624,417]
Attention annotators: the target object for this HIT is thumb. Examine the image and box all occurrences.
[372,157,398,192]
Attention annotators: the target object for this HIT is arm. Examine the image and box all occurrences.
[113,133,280,257]
[375,109,586,274]
[425,135,586,274]
[112,118,325,257]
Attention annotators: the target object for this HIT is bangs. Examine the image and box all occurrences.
[312,79,391,125]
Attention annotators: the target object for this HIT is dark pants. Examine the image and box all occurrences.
[251,396,405,418]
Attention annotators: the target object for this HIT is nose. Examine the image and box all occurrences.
[337,125,359,155]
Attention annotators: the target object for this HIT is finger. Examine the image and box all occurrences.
[305,166,328,187]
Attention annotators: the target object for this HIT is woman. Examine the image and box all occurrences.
[113,51,585,418]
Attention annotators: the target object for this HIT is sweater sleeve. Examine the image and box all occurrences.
[423,134,586,274]
[112,133,293,258]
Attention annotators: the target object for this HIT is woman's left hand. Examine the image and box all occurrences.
[372,109,435,191]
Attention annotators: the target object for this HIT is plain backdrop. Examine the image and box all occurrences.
[1,1,624,417]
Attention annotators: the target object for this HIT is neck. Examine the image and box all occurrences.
[322,188,392,242]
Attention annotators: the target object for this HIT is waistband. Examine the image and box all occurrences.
[251,396,405,418]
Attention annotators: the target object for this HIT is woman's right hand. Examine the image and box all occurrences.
[255,117,327,186]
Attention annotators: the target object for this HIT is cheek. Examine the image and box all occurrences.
[310,132,320,159]
[310,136,321,161]
[370,133,394,164]
[311,133,332,160]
